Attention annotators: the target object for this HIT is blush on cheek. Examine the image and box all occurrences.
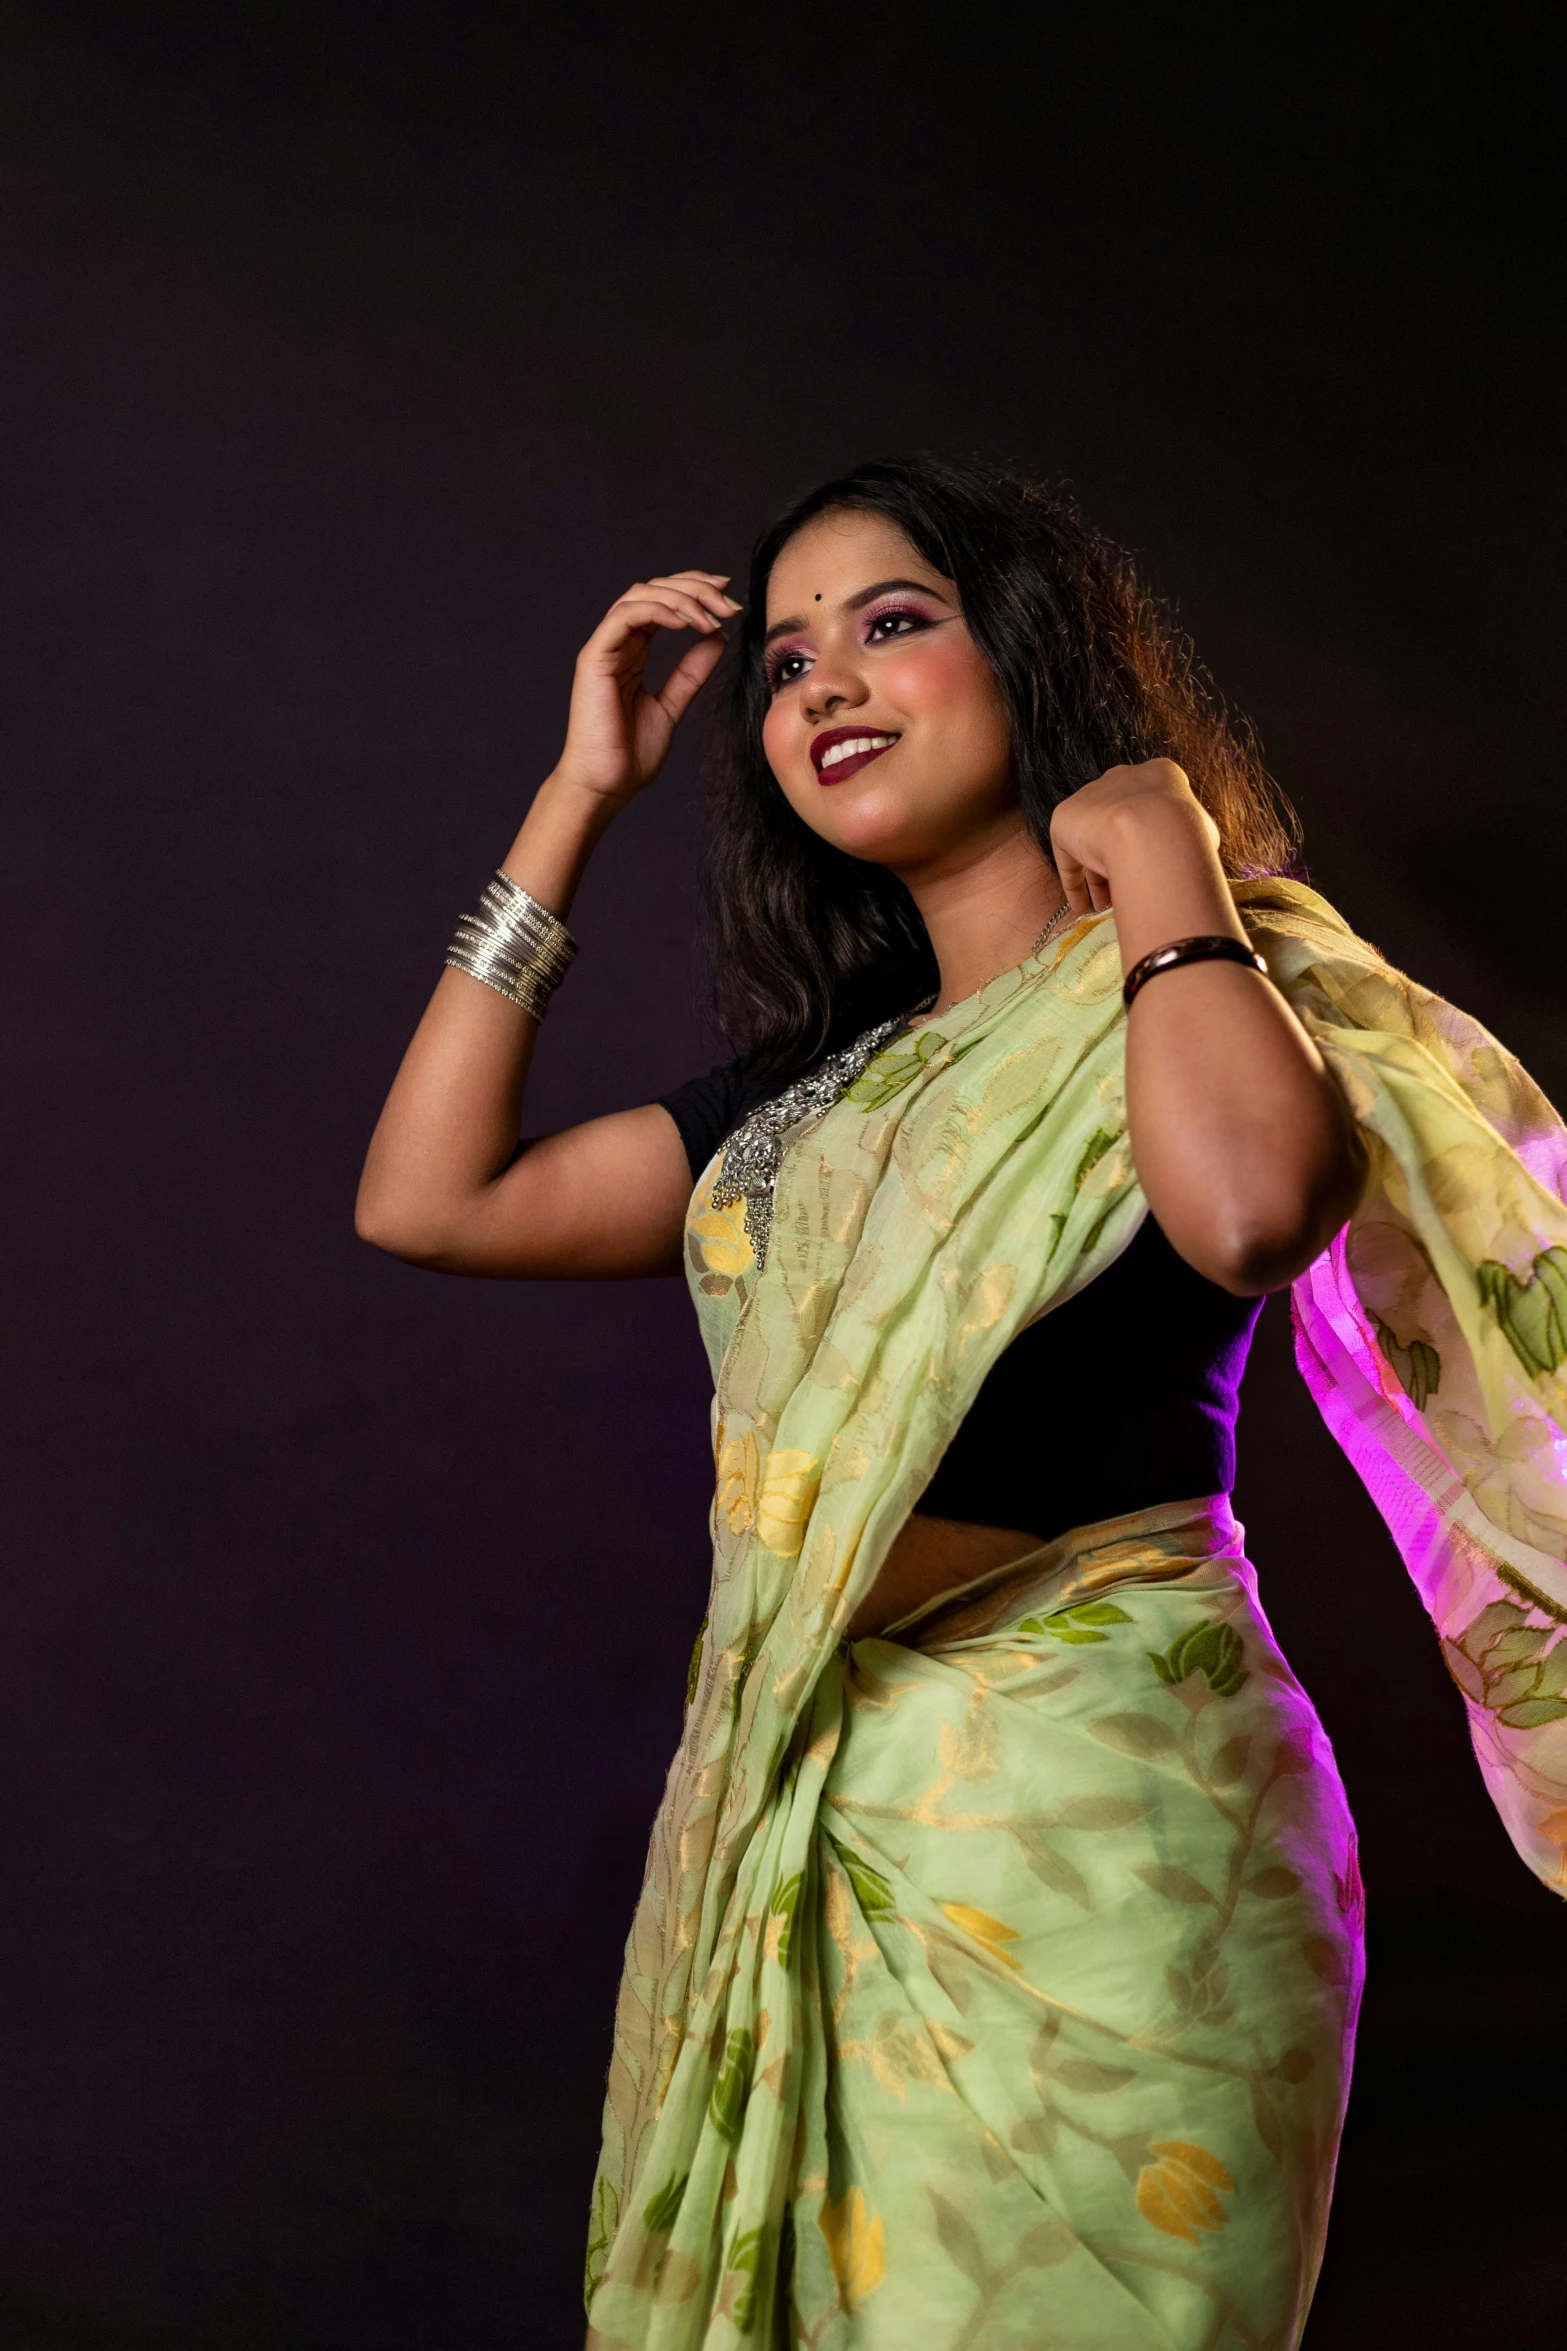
[879,630,1001,725]
[759,713,822,834]
[759,706,793,782]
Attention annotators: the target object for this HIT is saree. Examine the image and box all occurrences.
[584,881,1567,2350]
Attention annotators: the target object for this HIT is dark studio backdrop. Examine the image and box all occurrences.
[3,6,1563,2345]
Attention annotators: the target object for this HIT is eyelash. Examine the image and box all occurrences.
[766,604,933,692]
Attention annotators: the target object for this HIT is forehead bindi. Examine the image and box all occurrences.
[765,514,951,627]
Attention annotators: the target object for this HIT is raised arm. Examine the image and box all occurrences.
[355,569,740,1278]
[1050,760,1364,1296]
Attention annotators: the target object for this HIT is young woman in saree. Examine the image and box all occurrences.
[356,456,1567,2351]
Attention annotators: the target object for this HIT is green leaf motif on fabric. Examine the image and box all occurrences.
[1071,1127,1118,1191]
[583,2173,619,2313]
[769,1869,803,1968]
[730,1629,767,1724]
[642,2172,689,2235]
[1168,1946,1232,2023]
[1250,2080,1284,2161]
[1209,1734,1253,1788]
[1052,1793,1154,1829]
[1243,1866,1302,1900]
[1019,2216,1077,2267]
[1135,1863,1219,1907]
[1301,1932,1351,1988]
[684,1615,708,1712]
[845,1028,947,1109]
[1476,1244,1567,1377]
[1014,1828,1093,1910]
[1148,1621,1248,1697]
[1010,2111,1057,2156]
[828,1835,898,1919]
[1053,2056,1136,2093]
[1443,1595,1567,1728]
[708,2028,755,2142]
[1017,1599,1133,1645]
[726,2225,766,2332]
[1371,1313,1441,1410]
[1088,1710,1179,1760]
[930,2190,987,2284]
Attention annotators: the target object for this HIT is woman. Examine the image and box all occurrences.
[357,457,1567,2351]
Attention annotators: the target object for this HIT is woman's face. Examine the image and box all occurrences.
[759,509,1017,872]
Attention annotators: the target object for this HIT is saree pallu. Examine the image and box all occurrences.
[586,882,1567,2350]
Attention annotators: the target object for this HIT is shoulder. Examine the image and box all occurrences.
[657,1047,790,1182]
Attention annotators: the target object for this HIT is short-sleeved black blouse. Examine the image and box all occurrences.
[659,1048,1264,1541]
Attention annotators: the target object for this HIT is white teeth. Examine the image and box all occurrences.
[820,733,896,769]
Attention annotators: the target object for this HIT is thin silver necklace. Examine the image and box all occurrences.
[1032,897,1077,952]
[912,898,1078,1031]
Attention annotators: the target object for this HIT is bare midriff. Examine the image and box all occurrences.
[843,1511,1047,1641]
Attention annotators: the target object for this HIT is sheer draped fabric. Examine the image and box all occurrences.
[584,884,1567,2349]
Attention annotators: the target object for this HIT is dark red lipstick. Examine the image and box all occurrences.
[810,725,901,783]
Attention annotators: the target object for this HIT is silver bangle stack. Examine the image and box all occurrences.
[445,870,579,1020]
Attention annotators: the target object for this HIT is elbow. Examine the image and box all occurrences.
[1201,1219,1325,1297]
[354,1181,445,1266]
[1196,1158,1366,1297]
[353,1189,407,1259]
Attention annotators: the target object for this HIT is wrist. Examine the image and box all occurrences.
[499,770,617,919]
[535,763,627,833]
[1103,800,1242,968]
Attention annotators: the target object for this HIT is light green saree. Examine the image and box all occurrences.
[585,882,1567,2350]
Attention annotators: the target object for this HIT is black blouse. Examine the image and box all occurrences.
[659,1049,1262,1541]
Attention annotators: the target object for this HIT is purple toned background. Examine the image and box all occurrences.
[3,8,1563,2344]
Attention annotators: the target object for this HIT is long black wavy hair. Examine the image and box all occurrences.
[703,453,1299,1070]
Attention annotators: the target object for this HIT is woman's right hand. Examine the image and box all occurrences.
[554,570,740,811]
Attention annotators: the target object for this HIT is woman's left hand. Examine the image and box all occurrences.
[1049,758,1219,916]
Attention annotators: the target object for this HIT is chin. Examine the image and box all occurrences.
[819,815,925,867]
[805,782,928,863]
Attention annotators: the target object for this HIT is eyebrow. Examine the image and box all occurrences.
[762,577,954,646]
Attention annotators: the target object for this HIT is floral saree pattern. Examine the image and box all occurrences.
[585,883,1567,2349]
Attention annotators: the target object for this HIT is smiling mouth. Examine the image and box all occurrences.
[813,730,900,782]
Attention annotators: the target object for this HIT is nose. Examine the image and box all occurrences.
[801,661,869,722]
[803,625,878,724]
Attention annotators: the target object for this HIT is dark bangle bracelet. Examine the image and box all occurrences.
[1122,934,1268,1008]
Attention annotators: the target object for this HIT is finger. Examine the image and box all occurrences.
[585,590,723,651]
[594,585,721,637]
[644,574,742,622]
[656,631,727,725]
[1052,843,1092,912]
[614,583,728,633]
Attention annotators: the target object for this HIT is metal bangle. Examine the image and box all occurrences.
[444,870,579,1018]
[1121,934,1267,1009]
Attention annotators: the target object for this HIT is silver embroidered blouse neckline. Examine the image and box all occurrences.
[709,1009,922,1269]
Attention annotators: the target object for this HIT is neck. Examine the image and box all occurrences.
[898,814,1064,1017]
